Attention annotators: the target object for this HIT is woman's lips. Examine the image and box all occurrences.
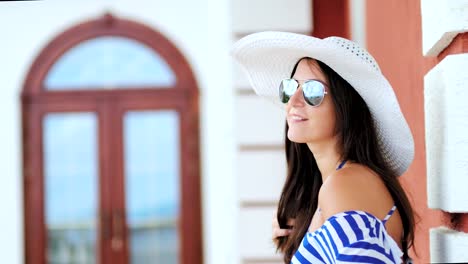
[288,114,308,123]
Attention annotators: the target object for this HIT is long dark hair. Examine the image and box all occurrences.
[274,58,415,263]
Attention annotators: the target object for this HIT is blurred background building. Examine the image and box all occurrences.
[0,0,466,263]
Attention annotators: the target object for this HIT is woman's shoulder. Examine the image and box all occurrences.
[318,163,394,220]
[321,162,383,196]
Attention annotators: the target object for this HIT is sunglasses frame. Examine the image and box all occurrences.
[279,78,329,107]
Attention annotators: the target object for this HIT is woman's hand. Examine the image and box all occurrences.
[272,216,295,240]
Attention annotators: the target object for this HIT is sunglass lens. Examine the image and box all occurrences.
[303,80,325,106]
[279,79,298,103]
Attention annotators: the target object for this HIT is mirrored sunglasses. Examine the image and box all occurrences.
[279,78,328,107]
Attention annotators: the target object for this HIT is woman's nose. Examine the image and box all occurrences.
[288,86,305,107]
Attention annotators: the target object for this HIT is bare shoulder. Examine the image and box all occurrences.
[318,163,395,221]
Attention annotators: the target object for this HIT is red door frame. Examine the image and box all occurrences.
[22,13,202,264]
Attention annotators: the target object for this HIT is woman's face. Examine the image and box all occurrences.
[286,59,337,144]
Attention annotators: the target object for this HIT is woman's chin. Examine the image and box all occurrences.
[287,131,309,143]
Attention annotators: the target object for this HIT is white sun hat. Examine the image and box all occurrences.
[231,31,414,176]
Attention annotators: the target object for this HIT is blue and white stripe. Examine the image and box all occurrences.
[291,210,403,264]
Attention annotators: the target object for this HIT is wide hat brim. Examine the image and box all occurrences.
[231,31,414,176]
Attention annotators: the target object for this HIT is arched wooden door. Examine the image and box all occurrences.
[22,14,202,264]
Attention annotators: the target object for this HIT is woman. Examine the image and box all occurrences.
[232,32,415,263]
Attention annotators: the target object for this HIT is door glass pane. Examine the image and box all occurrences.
[124,111,180,264]
[43,113,98,264]
[45,36,176,89]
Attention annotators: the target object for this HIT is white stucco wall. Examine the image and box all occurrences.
[425,53,468,213]
[421,0,468,56]
[0,0,236,263]
[430,227,468,263]
[421,0,468,263]
[231,0,311,263]
[424,53,468,263]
